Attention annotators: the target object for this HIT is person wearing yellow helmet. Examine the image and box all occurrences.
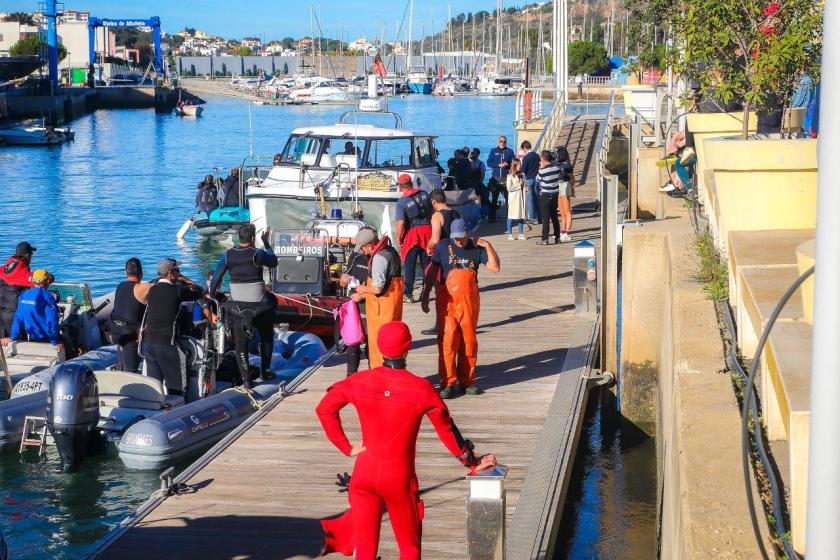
[1,268,63,355]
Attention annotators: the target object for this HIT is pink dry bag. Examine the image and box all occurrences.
[336,300,365,346]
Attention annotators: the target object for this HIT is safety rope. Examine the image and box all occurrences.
[233,385,263,410]
[275,292,336,315]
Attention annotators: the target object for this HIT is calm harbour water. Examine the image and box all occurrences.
[0,95,652,559]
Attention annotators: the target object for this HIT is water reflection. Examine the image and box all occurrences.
[555,390,657,559]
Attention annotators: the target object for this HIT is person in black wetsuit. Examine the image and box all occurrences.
[209,224,279,389]
[141,259,204,397]
[109,258,151,373]
[339,245,370,375]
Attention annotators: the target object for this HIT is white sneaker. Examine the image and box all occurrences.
[507,234,515,240]
[659,182,676,193]
[517,233,526,240]
[560,233,572,243]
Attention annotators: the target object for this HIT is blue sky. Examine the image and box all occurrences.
[5,0,506,41]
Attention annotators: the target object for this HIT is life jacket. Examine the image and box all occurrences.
[0,256,33,310]
[368,238,402,295]
[110,280,146,333]
[197,187,219,213]
[225,247,265,303]
[0,256,33,287]
[401,189,432,228]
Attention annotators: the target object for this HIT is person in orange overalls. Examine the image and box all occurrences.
[351,228,404,369]
[421,219,500,398]
[317,320,496,559]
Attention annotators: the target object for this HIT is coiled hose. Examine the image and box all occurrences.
[718,266,812,560]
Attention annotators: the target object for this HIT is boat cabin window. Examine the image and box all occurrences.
[363,138,413,169]
[321,138,366,168]
[280,135,323,165]
[415,138,435,167]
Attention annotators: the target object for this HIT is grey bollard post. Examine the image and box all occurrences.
[573,240,598,317]
[466,464,508,559]
[656,190,666,220]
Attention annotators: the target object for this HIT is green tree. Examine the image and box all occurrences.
[9,35,67,61]
[233,45,252,56]
[568,41,609,75]
[672,0,823,138]
[3,12,36,25]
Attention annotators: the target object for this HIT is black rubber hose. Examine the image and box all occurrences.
[736,266,813,560]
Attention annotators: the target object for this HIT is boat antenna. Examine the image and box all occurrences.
[247,101,254,157]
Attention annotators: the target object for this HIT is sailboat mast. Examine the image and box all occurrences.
[495,0,503,71]
[407,0,413,72]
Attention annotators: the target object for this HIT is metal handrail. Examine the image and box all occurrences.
[595,90,618,202]
[533,93,567,153]
[514,87,549,127]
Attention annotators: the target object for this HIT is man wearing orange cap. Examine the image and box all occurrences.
[317,320,496,559]
[394,174,432,303]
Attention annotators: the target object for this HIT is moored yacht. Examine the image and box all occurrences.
[247,75,479,241]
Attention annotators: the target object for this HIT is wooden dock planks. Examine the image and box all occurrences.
[96,119,604,560]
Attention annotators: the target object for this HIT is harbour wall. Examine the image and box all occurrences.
[620,164,772,556]
[176,54,496,78]
[2,86,183,124]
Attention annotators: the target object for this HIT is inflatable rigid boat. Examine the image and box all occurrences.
[192,206,251,238]
[0,345,117,453]
[117,331,325,470]
[42,331,326,471]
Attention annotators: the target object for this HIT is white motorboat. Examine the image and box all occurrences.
[286,77,359,104]
[0,125,69,146]
[246,75,480,241]
[177,104,204,117]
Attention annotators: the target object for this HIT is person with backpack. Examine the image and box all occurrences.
[394,174,433,304]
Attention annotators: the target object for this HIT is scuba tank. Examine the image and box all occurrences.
[46,363,100,472]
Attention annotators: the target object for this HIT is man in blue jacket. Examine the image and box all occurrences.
[486,135,515,222]
[1,269,63,353]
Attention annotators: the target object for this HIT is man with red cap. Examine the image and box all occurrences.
[394,174,433,304]
[317,320,496,559]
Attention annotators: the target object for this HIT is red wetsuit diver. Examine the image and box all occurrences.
[316,321,496,559]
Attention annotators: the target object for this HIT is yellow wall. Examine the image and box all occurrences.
[686,112,757,209]
[797,239,815,324]
[704,137,817,248]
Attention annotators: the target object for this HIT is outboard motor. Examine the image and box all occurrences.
[46,363,99,472]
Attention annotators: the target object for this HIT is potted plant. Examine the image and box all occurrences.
[672,0,822,139]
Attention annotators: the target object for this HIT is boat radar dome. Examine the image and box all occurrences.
[359,74,388,113]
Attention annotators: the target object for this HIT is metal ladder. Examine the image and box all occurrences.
[19,416,49,456]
